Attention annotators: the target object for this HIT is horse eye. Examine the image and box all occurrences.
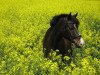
[73,24,77,27]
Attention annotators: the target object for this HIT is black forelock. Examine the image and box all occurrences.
[72,16,79,24]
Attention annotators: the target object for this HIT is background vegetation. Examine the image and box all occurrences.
[0,0,100,75]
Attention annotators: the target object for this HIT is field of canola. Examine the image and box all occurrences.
[0,0,100,75]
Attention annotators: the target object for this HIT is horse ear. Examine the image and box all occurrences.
[69,12,71,16]
[68,12,71,20]
[73,13,78,17]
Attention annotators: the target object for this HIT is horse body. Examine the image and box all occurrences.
[43,13,84,59]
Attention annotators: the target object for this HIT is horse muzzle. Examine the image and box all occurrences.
[73,36,85,48]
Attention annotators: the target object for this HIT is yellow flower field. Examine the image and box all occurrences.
[0,0,100,75]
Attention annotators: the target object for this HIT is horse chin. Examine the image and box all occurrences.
[75,44,83,48]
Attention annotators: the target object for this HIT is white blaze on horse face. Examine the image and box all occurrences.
[79,37,84,47]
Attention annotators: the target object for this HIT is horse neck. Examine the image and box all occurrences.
[50,28,61,48]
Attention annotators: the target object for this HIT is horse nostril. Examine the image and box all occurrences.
[79,43,84,47]
[80,43,83,46]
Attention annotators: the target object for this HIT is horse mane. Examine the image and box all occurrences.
[49,17,68,49]
[50,14,68,27]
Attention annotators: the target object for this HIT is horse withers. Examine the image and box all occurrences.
[43,12,84,60]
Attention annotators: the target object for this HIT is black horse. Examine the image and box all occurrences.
[43,13,84,60]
